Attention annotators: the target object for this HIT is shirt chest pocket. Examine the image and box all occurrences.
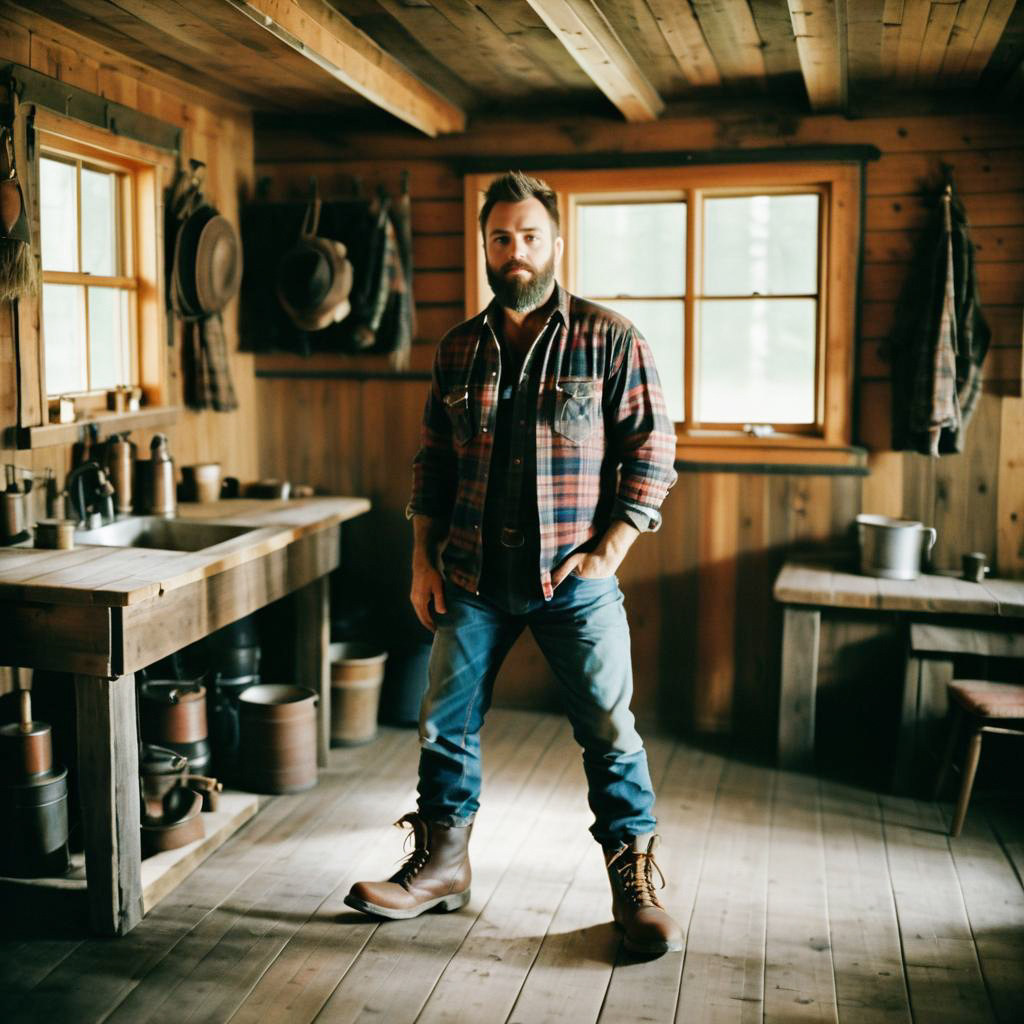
[554,377,599,444]
[444,389,474,445]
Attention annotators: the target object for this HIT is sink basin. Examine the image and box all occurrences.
[75,516,257,552]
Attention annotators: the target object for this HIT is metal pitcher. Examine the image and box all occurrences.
[856,514,937,580]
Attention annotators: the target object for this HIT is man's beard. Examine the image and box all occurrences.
[486,255,555,313]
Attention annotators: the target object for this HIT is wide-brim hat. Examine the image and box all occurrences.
[174,204,243,318]
[276,236,353,332]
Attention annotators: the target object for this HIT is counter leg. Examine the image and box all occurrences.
[74,673,143,936]
[293,576,330,767]
[777,607,821,770]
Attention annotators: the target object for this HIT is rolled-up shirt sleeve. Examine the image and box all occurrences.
[406,346,457,523]
[605,326,678,531]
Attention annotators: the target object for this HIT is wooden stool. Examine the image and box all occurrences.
[933,680,1024,837]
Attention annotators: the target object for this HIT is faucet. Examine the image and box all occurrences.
[65,461,116,528]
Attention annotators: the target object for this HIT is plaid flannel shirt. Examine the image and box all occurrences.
[407,285,678,599]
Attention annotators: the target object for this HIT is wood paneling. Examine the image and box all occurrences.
[255,103,1023,748]
[0,10,260,526]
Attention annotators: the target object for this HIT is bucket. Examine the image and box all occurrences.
[329,643,387,745]
[238,684,318,794]
[856,514,938,580]
[0,766,70,877]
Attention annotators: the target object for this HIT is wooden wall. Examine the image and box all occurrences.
[253,105,1023,749]
[0,9,259,528]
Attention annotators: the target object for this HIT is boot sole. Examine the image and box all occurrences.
[622,933,684,956]
[343,889,471,921]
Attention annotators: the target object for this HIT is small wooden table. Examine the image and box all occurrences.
[773,561,1024,775]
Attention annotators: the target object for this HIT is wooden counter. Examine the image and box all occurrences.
[0,496,370,936]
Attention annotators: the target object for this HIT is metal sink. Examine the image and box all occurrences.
[75,516,257,552]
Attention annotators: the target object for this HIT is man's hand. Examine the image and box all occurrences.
[551,519,640,589]
[410,515,449,631]
[411,561,447,631]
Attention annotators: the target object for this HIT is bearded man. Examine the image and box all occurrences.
[346,171,681,956]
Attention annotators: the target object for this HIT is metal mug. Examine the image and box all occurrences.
[962,551,989,583]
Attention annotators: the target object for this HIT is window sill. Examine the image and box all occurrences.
[15,406,181,450]
[674,434,867,473]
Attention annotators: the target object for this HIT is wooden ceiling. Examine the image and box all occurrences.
[8,1,1024,135]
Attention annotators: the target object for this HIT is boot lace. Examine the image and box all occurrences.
[607,840,666,909]
[392,813,430,884]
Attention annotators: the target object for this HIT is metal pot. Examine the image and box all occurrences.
[140,787,204,855]
[209,674,259,781]
[139,679,208,746]
[856,514,938,580]
[139,743,189,818]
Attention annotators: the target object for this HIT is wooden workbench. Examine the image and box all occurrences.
[0,496,370,935]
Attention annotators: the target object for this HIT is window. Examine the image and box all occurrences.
[694,191,821,428]
[465,163,860,458]
[40,153,135,397]
[12,108,177,447]
[575,199,686,422]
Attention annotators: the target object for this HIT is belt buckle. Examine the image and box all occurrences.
[500,527,524,548]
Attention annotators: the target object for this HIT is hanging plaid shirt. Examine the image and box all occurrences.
[407,285,677,600]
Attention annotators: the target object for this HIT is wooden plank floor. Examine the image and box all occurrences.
[1,709,1022,1024]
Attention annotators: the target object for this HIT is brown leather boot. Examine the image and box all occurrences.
[344,812,472,920]
[605,833,683,955]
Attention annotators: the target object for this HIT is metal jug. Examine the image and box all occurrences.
[856,514,938,580]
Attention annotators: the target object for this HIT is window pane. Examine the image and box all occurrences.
[43,284,87,395]
[703,194,819,296]
[598,299,684,423]
[81,168,118,276]
[577,202,685,297]
[40,158,78,272]
[697,298,816,424]
[88,287,131,390]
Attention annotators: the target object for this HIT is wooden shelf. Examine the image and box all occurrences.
[15,406,181,450]
[0,790,267,918]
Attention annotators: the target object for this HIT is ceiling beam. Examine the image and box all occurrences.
[787,1,848,111]
[690,0,766,82]
[221,0,465,136]
[524,0,665,122]
[646,0,721,88]
[960,0,1018,80]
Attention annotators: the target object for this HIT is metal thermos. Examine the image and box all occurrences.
[105,432,137,515]
[1,464,30,545]
[142,433,177,517]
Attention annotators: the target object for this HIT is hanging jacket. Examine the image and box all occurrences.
[891,182,990,455]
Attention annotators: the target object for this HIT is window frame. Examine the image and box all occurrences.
[464,162,861,461]
[39,145,137,403]
[15,108,178,446]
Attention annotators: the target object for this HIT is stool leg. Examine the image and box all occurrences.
[933,706,963,801]
[950,724,983,838]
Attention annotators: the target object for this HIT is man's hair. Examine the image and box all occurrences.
[478,171,560,239]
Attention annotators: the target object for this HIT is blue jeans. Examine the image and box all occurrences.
[417,574,657,845]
